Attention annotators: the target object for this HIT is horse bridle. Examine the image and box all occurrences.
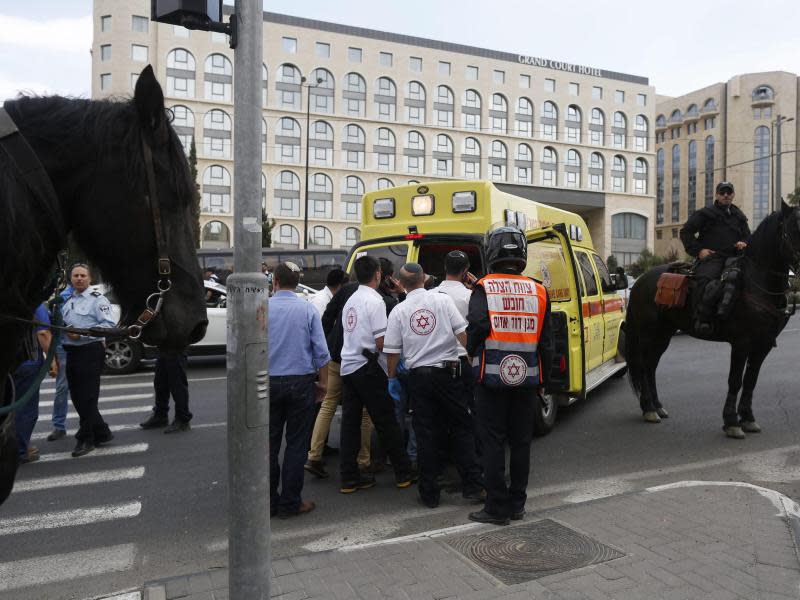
[0,103,173,341]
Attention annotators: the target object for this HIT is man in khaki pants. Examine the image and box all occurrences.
[306,279,371,479]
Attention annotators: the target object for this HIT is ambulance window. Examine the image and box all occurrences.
[352,244,408,274]
[592,254,614,293]
[418,242,483,284]
[576,252,599,296]
[525,240,572,302]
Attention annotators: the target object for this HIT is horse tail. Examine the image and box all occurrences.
[624,286,645,404]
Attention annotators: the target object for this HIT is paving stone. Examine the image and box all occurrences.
[165,577,190,599]
[272,559,297,576]
[188,573,213,595]
[144,585,167,600]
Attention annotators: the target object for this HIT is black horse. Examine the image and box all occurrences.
[0,66,208,504]
[625,201,800,438]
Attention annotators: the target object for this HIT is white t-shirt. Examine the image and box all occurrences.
[436,280,472,357]
[384,288,467,369]
[309,286,334,317]
[340,285,388,376]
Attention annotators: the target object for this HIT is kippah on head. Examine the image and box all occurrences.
[444,250,470,275]
[402,262,422,274]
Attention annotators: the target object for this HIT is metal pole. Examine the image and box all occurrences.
[776,115,783,212]
[227,1,270,598]
[303,80,311,249]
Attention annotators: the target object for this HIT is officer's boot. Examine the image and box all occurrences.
[694,279,721,336]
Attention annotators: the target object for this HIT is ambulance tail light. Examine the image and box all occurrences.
[559,355,566,373]
[404,233,424,240]
[412,194,435,216]
[373,197,395,219]
[452,191,476,213]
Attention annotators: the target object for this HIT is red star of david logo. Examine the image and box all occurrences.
[347,313,356,327]
[506,363,521,378]
[410,309,436,335]
[415,314,431,330]
[345,308,357,332]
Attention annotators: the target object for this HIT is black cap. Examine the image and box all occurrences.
[444,250,470,276]
[716,181,735,193]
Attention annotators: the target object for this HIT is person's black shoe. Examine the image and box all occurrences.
[396,469,418,489]
[71,440,95,458]
[322,444,339,457]
[95,433,114,446]
[511,509,526,521]
[304,460,329,479]
[140,414,168,430]
[340,474,376,494]
[46,429,66,442]
[468,510,510,526]
[418,494,439,509]
[164,420,191,434]
[462,489,487,503]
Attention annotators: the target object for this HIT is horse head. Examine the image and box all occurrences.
[779,201,800,271]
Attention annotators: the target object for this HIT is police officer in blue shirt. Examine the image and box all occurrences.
[62,264,116,457]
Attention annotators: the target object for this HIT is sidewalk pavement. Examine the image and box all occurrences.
[135,481,800,600]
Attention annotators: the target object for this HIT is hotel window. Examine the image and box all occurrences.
[590,108,604,146]
[343,72,366,117]
[278,225,300,247]
[615,90,625,103]
[753,126,771,225]
[375,127,396,172]
[405,131,425,174]
[277,64,302,109]
[275,117,301,163]
[656,149,665,223]
[100,15,111,32]
[612,111,627,149]
[541,101,557,140]
[634,115,648,151]
[409,56,422,72]
[519,74,531,88]
[274,171,300,217]
[131,44,147,62]
[466,65,479,80]
[310,174,333,219]
[544,78,555,92]
[592,86,602,99]
[131,15,148,32]
[282,37,297,54]
[566,150,581,188]
[516,97,533,136]
[204,54,232,102]
[348,47,362,63]
[671,127,681,139]
[671,145,680,221]
[637,93,647,107]
[687,122,697,135]
[540,147,557,186]
[462,89,482,130]
[309,68,334,114]
[344,228,360,247]
[462,137,481,179]
[494,70,505,84]
[377,177,394,190]
[569,83,579,96]
[311,226,332,247]
[434,85,454,127]
[491,94,508,134]
[315,42,330,58]
[375,77,397,121]
[590,152,604,191]
[704,117,716,130]
[203,109,232,159]
[100,44,111,61]
[704,136,715,207]
[100,73,111,91]
[166,48,195,98]
[202,165,231,214]
[566,105,581,143]
[438,61,451,76]
[613,154,627,193]
[634,158,648,195]
[379,52,393,67]
[310,120,333,166]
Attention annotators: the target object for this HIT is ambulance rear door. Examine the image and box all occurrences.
[345,240,413,273]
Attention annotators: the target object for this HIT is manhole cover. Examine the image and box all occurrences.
[447,519,623,585]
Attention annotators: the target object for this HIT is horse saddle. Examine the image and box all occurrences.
[654,262,692,308]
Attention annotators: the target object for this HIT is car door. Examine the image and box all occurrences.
[592,253,624,363]
[574,250,605,372]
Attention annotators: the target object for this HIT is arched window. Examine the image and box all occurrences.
[201,220,230,249]
[686,104,699,117]
[611,213,647,267]
[704,136,715,207]
[752,85,774,102]
[344,227,361,248]
[489,140,507,181]
[590,108,605,146]
[170,105,194,154]
[753,126,771,225]
[670,146,680,221]
[310,120,333,166]
[375,77,397,120]
[202,165,231,214]
[204,53,232,101]
[491,93,508,134]
[612,154,627,193]
[686,141,697,212]
[405,81,426,124]
[566,105,581,143]
[634,157,649,195]
[405,131,425,174]
[166,48,195,98]
[656,114,667,127]
[276,64,302,109]
[702,98,717,111]
[434,85,454,127]
[375,127,396,171]
[613,112,627,149]
[634,114,648,152]
[274,170,300,217]
[310,225,332,248]
[565,149,581,188]
[278,224,300,248]
[656,149,665,223]
[343,123,365,169]
[541,101,557,140]
[462,89,482,130]
[343,72,366,117]
[589,152,604,191]
[540,147,557,186]
[516,97,533,136]
[516,143,532,184]
[203,109,232,159]
[261,118,267,162]
[461,137,481,179]
[433,134,453,177]
[309,68,335,114]
[377,177,394,190]
[275,117,301,163]
[342,176,364,220]
[308,172,331,222]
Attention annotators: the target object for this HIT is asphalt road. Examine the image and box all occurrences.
[3,318,800,599]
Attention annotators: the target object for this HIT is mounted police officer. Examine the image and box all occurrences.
[466,225,553,525]
[680,181,750,336]
[62,264,116,457]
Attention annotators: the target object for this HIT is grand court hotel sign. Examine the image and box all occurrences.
[518,55,603,78]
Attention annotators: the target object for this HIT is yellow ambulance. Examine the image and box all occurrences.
[345,179,628,434]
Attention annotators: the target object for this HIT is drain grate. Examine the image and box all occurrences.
[447,519,623,585]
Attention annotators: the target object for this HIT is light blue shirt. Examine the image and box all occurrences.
[62,288,116,346]
[268,290,330,376]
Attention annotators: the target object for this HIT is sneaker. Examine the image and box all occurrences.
[304,460,329,479]
[340,474,376,494]
[46,429,66,441]
[278,500,316,519]
[164,420,191,434]
[468,510,510,526]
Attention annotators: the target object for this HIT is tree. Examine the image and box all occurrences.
[188,138,201,247]
[627,249,668,278]
[261,209,275,248]
[788,186,800,207]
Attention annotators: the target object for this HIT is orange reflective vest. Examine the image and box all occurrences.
[473,274,548,389]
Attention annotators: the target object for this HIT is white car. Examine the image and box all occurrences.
[102,279,315,374]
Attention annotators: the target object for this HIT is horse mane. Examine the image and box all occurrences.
[745,211,787,268]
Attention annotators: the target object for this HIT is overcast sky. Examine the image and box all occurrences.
[2,0,799,101]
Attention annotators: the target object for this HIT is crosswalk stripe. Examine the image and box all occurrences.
[31,420,226,441]
[40,375,225,395]
[0,501,141,536]
[36,443,149,463]
[56,406,150,419]
[39,393,151,408]
[14,467,145,493]
[0,543,137,592]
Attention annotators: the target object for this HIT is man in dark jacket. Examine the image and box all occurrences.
[679,181,750,335]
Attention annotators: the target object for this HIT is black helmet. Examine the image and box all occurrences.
[485,225,527,273]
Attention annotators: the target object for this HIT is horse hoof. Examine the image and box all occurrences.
[724,426,746,439]
[643,411,661,423]
[656,407,670,419]
[740,421,762,433]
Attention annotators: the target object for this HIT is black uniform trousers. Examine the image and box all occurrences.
[65,342,111,443]
[340,361,412,485]
[153,354,192,422]
[474,384,535,518]
[460,355,481,458]
[408,367,483,504]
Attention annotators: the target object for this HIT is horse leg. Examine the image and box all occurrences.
[737,345,771,433]
[641,331,673,424]
[722,345,748,439]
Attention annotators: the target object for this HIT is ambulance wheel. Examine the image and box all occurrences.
[533,392,558,436]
